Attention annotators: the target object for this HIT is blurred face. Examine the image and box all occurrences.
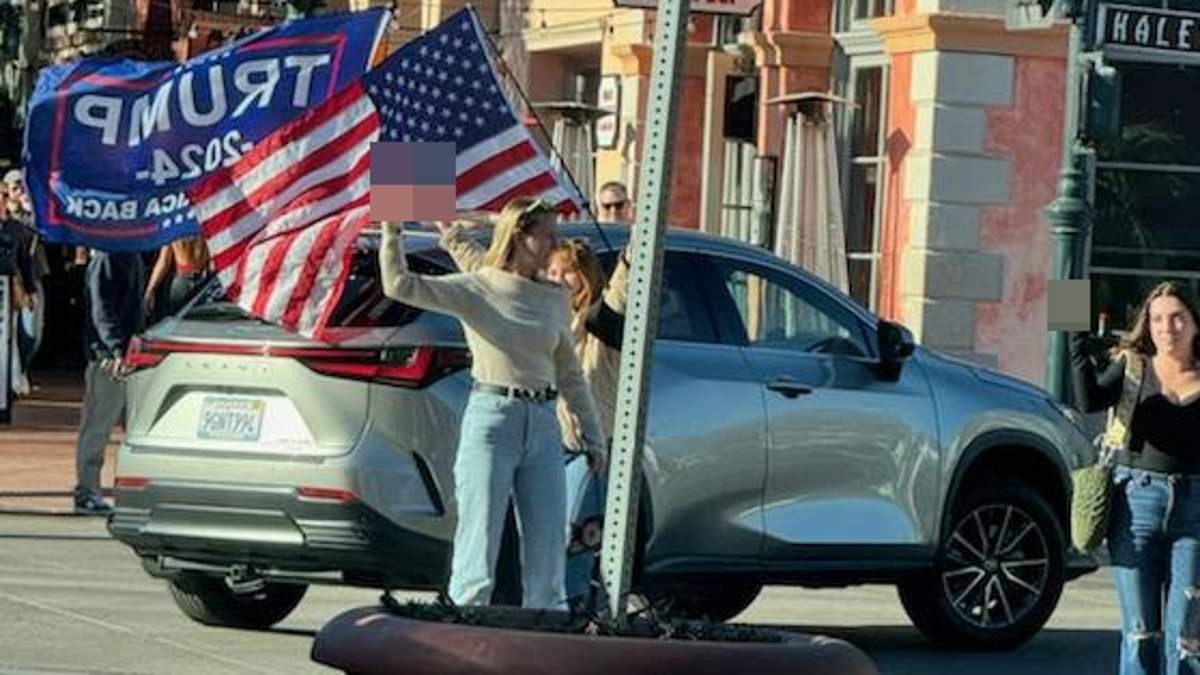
[1149,295,1198,360]
[6,182,29,213]
[518,212,558,270]
[597,187,631,224]
[546,253,583,294]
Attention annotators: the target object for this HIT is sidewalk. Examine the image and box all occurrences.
[0,369,119,514]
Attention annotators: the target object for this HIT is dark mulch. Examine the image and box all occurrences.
[378,593,785,644]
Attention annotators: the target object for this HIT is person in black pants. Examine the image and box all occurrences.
[1071,281,1200,675]
[74,250,145,514]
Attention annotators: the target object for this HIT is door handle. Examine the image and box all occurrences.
[766,378,812,399]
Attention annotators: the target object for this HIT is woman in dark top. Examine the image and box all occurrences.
[1071,281,1200,675]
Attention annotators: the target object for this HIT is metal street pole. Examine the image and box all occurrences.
[601,0,691,625]
[1044,0,1091,401]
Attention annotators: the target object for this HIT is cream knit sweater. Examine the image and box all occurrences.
[379,223,605,454]
[439,224,628,450]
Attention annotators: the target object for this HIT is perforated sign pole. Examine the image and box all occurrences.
[0,276,11,425]
[601,0,692,625]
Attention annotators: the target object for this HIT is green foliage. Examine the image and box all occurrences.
[377,592,785,644]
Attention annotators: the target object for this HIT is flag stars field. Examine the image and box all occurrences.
[186,7,584,338]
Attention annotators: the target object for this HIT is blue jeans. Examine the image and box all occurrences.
[564,453,606,612]
[1109,466,1200,675]
[447,390,567,609]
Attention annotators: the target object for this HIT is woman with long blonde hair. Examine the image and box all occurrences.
[437,221,630,611]
[1071,281,1200,675]
[380,197,605,610]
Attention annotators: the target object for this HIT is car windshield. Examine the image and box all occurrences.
[178,233,454,329]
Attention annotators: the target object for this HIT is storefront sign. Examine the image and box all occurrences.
[596,76,621,150]
[1097,3,1200,63]
[613,0,760,16]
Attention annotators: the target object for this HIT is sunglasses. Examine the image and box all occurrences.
[599,199,628,211]
[520,198,552,216]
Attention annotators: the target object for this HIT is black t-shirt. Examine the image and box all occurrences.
[1071,332,1200,474]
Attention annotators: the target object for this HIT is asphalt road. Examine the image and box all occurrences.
[0,514,1121,675]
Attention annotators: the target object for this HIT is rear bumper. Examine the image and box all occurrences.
[107,479,450,589]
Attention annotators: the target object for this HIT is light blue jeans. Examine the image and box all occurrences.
[1110,465,1200,675]
[565,453,606,612]
[447,390,567,609]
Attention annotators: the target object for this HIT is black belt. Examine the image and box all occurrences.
[472,383,558,402]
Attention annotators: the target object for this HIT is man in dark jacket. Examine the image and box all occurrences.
[75,249,145,514]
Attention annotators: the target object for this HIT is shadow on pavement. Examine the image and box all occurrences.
[763,625,1118,675]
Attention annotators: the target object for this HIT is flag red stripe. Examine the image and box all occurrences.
[257,152,372,239]
[280,216,346,330]
[311,217,372,342]
[250,230,304,317]
[201,111,378,240]
[191,83,368,204]
[212,233,254,276]
[455,141,537,195]
[208,149,371,274]
[478,172,559,212]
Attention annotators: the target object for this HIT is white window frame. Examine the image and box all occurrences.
[833,0,889,312]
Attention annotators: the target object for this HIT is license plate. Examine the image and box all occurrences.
[197,397,265,442]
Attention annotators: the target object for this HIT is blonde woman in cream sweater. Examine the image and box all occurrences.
[379,198,606,610]
[436,220,629,611]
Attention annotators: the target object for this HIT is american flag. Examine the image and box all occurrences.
[189,7,584,340]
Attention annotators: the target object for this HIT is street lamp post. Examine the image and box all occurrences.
[1043,0,1093,402]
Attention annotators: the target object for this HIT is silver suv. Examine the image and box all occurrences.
[108,224,1097,649]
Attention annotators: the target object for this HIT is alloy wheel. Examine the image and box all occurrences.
[940,503,1050,630]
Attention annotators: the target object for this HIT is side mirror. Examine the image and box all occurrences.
[877,320,915,381]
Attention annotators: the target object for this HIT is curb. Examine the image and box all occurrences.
[0,488,114,517]
[0,488,113,498]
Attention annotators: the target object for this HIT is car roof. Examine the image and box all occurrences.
[364,221,877,326]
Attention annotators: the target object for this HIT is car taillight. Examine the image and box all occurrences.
[296,486,358,503]
[125,336,166,372]
[120,338,468,387]
[297,346,469,388]
[115,476,151,491]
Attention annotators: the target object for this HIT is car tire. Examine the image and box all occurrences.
[635,583,762,623]
[898,480,1065,650]
[168,573,307,629]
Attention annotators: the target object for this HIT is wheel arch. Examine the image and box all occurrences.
[941,430,1071,546]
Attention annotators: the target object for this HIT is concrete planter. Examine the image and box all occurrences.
[311,605,879,675]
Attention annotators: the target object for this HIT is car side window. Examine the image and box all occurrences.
[714,259,869,357]
[656,252,719,343]
[600,250,718,344]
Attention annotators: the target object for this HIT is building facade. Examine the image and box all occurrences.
[414,0,1076,384]
[10,0,1195,386]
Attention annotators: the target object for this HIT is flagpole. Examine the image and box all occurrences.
[474,10,614,250]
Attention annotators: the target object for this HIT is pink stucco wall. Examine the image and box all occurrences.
[977,56,1066,384]
[879,53,914,323]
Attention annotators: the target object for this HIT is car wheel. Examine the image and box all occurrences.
[898,480,1065,650]
[168,573,307,629]
[634,583,762,623]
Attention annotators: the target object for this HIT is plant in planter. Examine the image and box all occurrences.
[310,593,880,675]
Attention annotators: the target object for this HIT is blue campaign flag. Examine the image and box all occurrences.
[22,8,389,252]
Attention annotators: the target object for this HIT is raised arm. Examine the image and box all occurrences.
[585,246,630,350]
[378,222,480,318]
[1070,331,1125,413]
[436,221,487,273]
